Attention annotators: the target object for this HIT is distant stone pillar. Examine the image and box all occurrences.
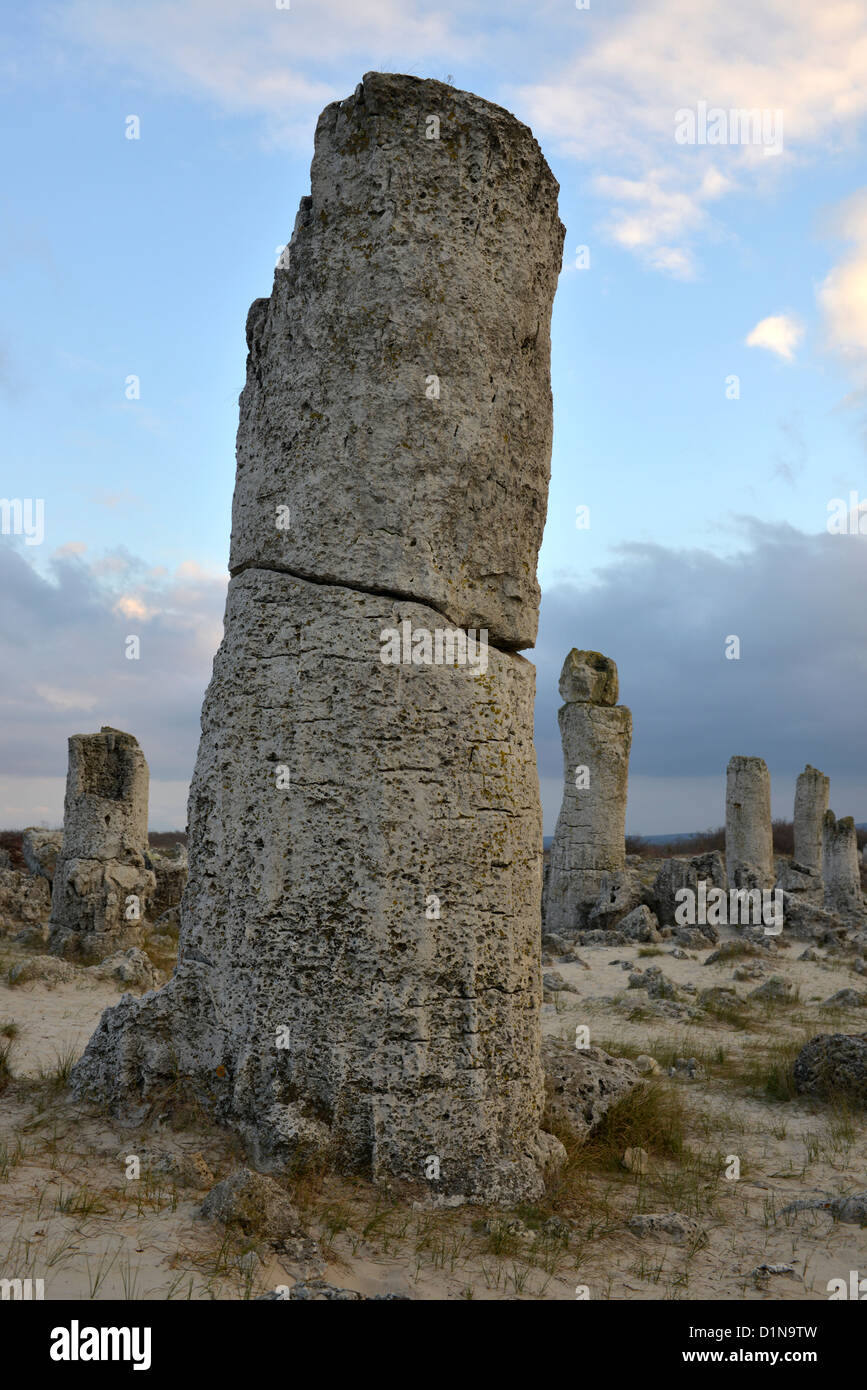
[545,650,632,932]
[822,812,863,917]
[725,755,774,890]
[49,727,155,961]
[793,765,829,873]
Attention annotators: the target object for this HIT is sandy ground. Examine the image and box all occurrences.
[2,926,867,1300]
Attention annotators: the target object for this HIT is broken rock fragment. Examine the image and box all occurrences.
[541,1037,641,1142]
[49,727,155,962]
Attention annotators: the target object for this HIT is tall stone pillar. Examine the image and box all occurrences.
[725,755,774,890]
[49,727,155,961]
[73,73,565,1204]
[793,765,829,873]
[822,812,863,917]
[544,651,632,932]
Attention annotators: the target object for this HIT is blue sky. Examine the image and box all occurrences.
[2,0,866,833]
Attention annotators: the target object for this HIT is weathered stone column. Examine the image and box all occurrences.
[822,811,863,917]
[544,651,632,932]
[793,765,829,873]
[49,727,155,961]
[725,755,774,890]
[73,73,564,1204]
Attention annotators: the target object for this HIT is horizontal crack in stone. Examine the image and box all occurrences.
[230,559,518,656]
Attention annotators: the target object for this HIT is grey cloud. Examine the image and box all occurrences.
[532,519,867,827]
[3,520,866,835]
[0,543,226,785]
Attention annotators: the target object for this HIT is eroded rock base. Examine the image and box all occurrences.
[73,571,561,1204]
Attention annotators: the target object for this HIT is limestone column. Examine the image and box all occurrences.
[793,765,829,873]
[822,811,863,917]
[49,727,155,961]
[73,73,565,1204]
[725,755,774,890]
[544,651,632,932]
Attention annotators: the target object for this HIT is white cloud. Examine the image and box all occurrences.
[516,0,867,272]
[0,544,228,792]
[817,189,867,374]
[34,684,99,713]
[51,0,466,146]
[648,246,694,278]
[114,594,155,622]
[39,0,867,275]
[820,258,867,358]
[593,165,733,277]
[745,313,804,361]
[519,0,867,157]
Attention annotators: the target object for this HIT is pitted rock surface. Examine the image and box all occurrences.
[147,844,188,920]
[651,851,726,930]
[74,574,553,1200]
[22,828,63,884]
[49,728,155,961]
[725,756,774,891]
[0,869,51,934]
[793,1033,867,1105]
[557,650,618,706]
[822,812,864,920]
[545,650,632,932]
[541,1037,641,1141]
[72,75,564,1205]
[793,766,829,877]
[229,71,563,651]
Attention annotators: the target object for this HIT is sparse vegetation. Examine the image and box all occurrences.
[738,1037,804,1102]
[0,1038,14,1094]
[148,830,188,850]
[626,818,862,860]
[0,830,27,870]
[3,834,867,1300]
[38,1045,79,1095]
[704,940,762,966]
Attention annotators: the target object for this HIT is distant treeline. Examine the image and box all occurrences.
[0,830,26,870]
[626,820,867,859]
[148,831,188,849]
[0,828,188,868]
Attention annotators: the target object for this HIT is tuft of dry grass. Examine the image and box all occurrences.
[539,1080,690,1226]
[737,1036,804,1102]
[700,992,752,1029]
[0,1038,14,1094]
[577,1081,689,1170]
[36,1044,79,1096]
[704,940,763,966]
[139,929,178,978]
